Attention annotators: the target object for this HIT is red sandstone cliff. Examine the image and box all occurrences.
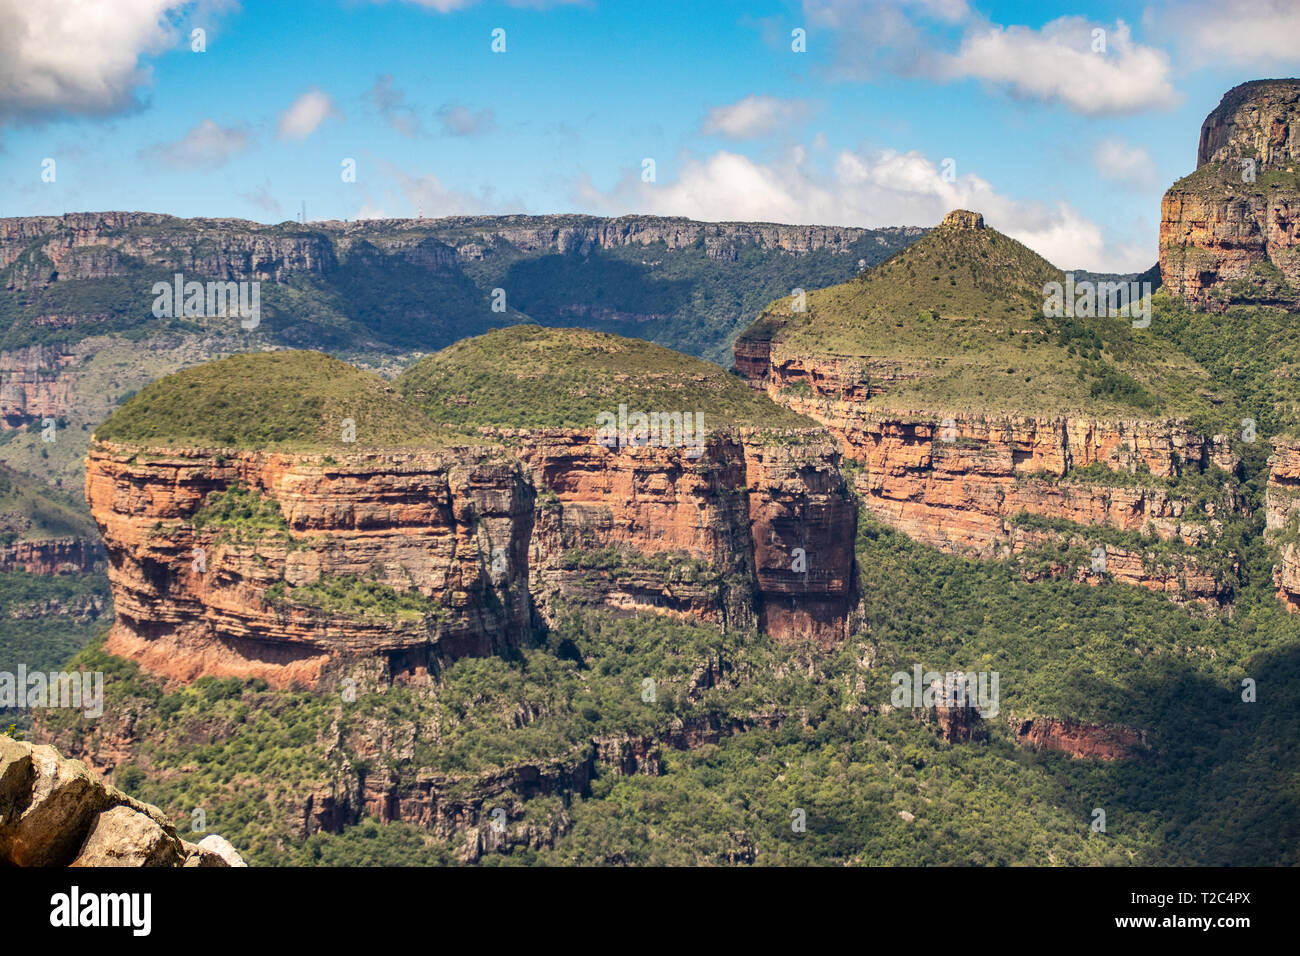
[734,364,1241,603]
[1160,79,1300,308]
[507,427,856,644]
[86,428,858,688]
[86,442,535,689]
[1266,434,1300,611]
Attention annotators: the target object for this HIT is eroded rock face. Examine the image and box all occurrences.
[1010,717,1147,761]
[1266,435,1300,611]
[0,538,104,575]
[0,344,76,426]
[1198,79,1300,172]
[0,735,235,867]
[1160,79,1300,308]
[734,366,1241,603]
[510,427,856,644]
[86,442,536,689]
[86,429,858,688]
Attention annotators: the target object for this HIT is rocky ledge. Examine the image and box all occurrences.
[1160,79,1300,308]
[0,735,243,866]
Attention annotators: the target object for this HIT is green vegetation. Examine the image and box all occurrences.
[94,350,451,450]
[396,325,814,430]
[1151,290,1300,442]
[0,216,917,366]
[266,575,449,623]
[190,483,288,532]
[738,218,1227,420]
[32,494,1300,866]
[0,464,98,543]
[0,571,111,732]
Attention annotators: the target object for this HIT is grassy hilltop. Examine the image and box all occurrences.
[740,211,1225,421]
[397,325,813,430]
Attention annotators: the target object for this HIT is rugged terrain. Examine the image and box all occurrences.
[9,77,1300,868]
[0,733,241,866]
[1160,79,1300,309]
[736,209,1245,604]
[84,338,857,689]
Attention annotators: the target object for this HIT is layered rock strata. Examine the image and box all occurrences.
[1160,79,1300,307]
[86,430,858,688]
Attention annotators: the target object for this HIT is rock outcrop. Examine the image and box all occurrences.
[86,442,536,689]
[511,427,856,644]
[735,208,1244,604]
[1010,716,1147,761]
[0,735,240,866]
[87,427,857,690]
[0,537,104,574]
[739,384,1240,603]
[1160,79,1300,308]
[1266,434,1300,611]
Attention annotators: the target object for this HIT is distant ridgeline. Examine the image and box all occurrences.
[0,211,924,364]
[0,211,923,498]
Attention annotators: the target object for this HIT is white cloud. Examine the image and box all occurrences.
[1156,0,1300,66]
[362,157,524,218]
[147,119,251,169]
[575,147,1151,272]
[277,88,341,141]
[700,95,812,139]
[436,103,495,137]
[941,18,1176,114]
[803,0,968,80]
[803,3,1176,115]
[366,75,422,137]
[1092,138,1157,188]
[0,0,180,124]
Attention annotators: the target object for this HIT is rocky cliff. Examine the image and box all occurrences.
[737,210,1243,603]
[0,211,919,289]
[0,734,242,866]
[508,426,856,643]
[87,441,535,689]
[1266,434,1300,611]
[0,537,103,575]
[1160,79,1300,308]
[85,344,859,689]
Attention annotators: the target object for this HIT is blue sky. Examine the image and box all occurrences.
[1,0,1297,270]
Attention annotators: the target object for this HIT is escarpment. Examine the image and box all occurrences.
[87,340,859,689]
[737,209,1244,604]
[1267,434,1300,611]
[88,442,535,689]
[397,327,858,644]
[507,426,856,642]
[1160,79,1300,308]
